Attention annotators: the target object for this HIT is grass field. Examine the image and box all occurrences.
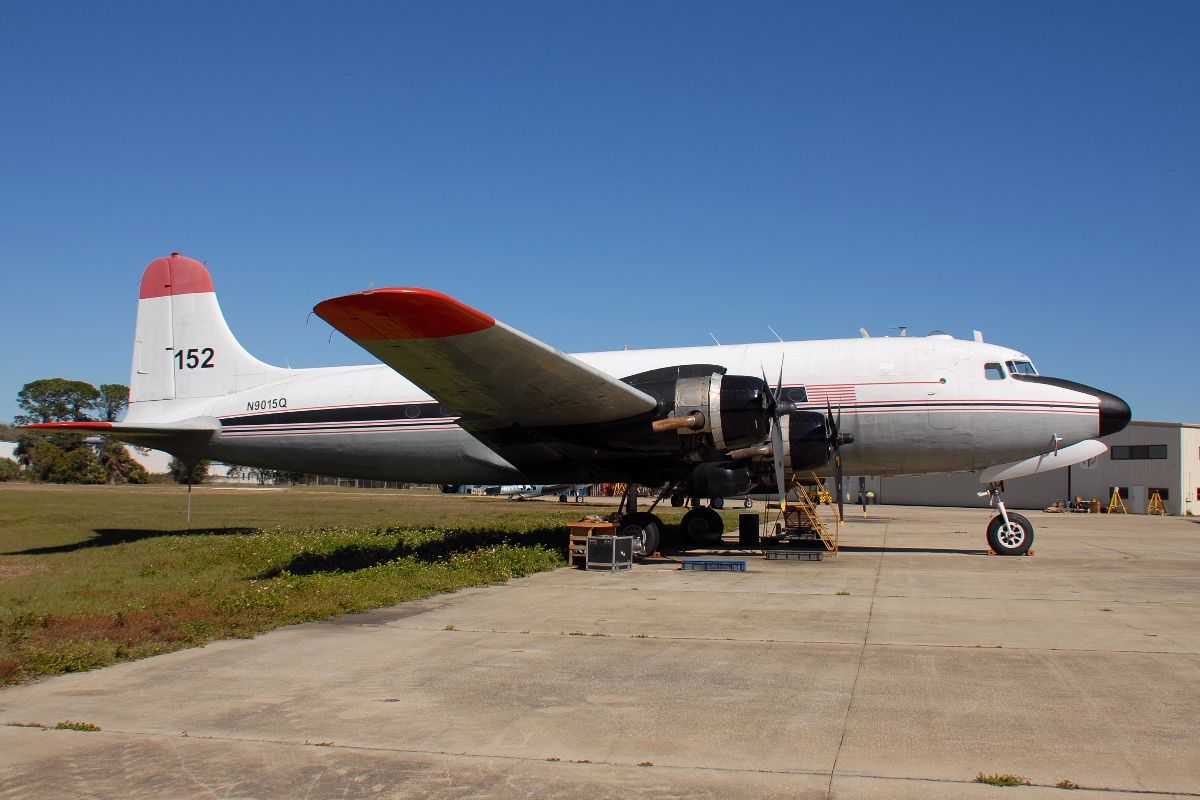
[1,483,712,686]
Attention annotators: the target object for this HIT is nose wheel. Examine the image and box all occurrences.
[982,482,1035,556]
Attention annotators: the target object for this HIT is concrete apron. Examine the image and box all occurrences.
[2,505,1198,799]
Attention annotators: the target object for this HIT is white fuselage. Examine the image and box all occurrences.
[126,335,1103,484]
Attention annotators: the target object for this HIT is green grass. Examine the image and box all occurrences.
[975,773,1032,787]
[4,720,100,731]
[0,483,640,686]
[53,720,101,731]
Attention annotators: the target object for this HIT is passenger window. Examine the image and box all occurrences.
[984,363,1005,381]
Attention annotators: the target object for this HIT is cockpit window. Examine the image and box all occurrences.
[984,363,1005,381]
[1006,360,1038,376]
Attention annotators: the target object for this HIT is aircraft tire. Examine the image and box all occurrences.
[670,493,685,508]
[986,513,1034,556]
[619,512,662,557]
[681,507,725,545]
[710,497,725,510]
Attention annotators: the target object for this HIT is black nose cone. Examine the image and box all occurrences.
[1098,390,1132,437]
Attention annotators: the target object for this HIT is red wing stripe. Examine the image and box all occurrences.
[314,288,495,341]
[22,422,114,431]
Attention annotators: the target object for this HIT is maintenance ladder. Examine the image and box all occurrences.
[766,480,839,556]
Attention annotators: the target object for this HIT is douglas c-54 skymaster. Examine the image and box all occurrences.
[28,254,1131,556]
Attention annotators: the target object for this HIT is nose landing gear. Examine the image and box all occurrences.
[981,482,1034,556]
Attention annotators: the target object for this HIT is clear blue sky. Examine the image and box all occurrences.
[2,1,1196,424]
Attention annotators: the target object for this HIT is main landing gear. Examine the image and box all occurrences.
[615,484,662,557]
[679,506,724,545]
[616,484,727,555]
[981,482,1034,556]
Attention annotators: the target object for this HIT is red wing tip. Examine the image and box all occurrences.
[22,422,114,431]
[314,287,496,341]
[140,254,215,299]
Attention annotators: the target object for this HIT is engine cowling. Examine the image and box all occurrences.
[786,410,834,471]
[623,365,772,461]
[683,460,754,499]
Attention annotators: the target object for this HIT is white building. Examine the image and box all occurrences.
[859,421,1199,515]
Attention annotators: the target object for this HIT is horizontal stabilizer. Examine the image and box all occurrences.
[22,418,219,438]
[979,439,1108,484]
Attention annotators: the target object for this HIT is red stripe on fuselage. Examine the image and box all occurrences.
[314,288,495,340]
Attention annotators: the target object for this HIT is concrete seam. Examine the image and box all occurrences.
[825,518,888,800]
[354,625,1199,656]
[13,726,1199,798]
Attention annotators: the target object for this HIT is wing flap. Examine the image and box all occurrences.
[314,288,659,428]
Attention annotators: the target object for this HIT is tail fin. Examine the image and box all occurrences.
[130,254,288,407]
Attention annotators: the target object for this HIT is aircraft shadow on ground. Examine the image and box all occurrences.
[6,527,570,570]
[5,528,262,556]
[261,527,568,577]
[838,544,990,555]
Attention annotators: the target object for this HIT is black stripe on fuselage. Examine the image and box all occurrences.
[220,398,1093,433]
[221,402,446,428]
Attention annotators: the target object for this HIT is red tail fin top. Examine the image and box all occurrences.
[139,253,215,299]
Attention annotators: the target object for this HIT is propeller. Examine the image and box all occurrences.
[742,361,854,520]
[825,399,854,523]
[762,362,794,510]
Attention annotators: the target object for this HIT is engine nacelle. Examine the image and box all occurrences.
[624,365,771,461]
[786,411,833,471]
[683,460,754,499]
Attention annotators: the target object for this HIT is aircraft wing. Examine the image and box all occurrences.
[314,288,659,429]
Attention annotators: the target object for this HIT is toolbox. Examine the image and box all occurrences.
[585,535,634,572]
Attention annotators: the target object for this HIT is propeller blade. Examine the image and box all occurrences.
[771,416,787,509]
[835,453,844,523]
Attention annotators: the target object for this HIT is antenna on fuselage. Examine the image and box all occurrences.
[767,325,783,342]
[709,332,722,346]
[973,330,984,343]
[858,328,870,338]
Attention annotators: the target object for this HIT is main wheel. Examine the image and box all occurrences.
[670,493,685,508]
[986,512,1034,556]
[710,497,725,510]
[618,512,662,557]
[680,507,725,544]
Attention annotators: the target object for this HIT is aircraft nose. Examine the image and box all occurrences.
[1098,389,1132,437]
[1011,374,1132,438]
